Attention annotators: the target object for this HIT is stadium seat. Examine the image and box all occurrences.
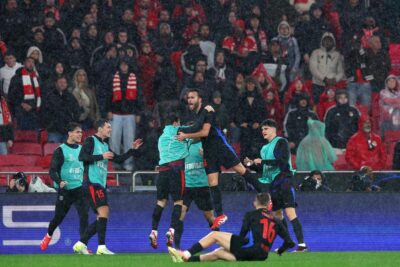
[36,155,53,169]
[14,130,38,143]
[43,143,60,156]
[10,142,43,156]
[0,155,40,166]
[39,130,48,145]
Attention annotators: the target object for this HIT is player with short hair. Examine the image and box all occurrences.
[176,89,260,230]
[174,141,215,249]
[73,119,143,255]
[150,113,195,249]
[168,193,294,262]
[40,122,88,251]
[244,119,308,252]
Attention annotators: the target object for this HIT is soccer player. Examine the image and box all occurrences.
[73,119,143,255]
[244,119,308,252]
[40,122,88,251]
[176,89,259,230]
[150,113,189,249]
[168,193,295,262]
[174,141,215,249]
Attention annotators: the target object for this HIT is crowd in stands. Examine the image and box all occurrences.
[1,0,400,176]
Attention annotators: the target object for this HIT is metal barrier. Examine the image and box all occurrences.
[0,171,131,186]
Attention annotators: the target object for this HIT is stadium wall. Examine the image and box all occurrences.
[0,192,399,254]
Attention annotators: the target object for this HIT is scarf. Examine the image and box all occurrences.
[21,68,41,108]
[112,72,137,102]
[0,96,12,125]
[215,64,226,81]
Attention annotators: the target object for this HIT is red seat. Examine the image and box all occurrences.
[10,143,43,156]
[37,155,53,169]
[39,130,48,145]
[43,143,60,156]
[0,155,40,166]
[14,130,38,143]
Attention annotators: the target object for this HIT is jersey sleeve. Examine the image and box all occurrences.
[239,212,251,238]
[179,109,208,133]
[49,147,64,185]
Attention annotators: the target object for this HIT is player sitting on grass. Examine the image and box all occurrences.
[168,193,294,262]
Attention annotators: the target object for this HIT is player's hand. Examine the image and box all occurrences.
[198,148,204,156]
[204,105,215,112]
[132,138,143,149]
[176,132,187,141]
[60,181,68,188]
[244,157,253,166]
[253,158,262,165]
[103,151,114,160]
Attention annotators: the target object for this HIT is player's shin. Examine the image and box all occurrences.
[97,217,108,245]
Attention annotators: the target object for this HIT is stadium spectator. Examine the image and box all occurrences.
[8,57,41,130]
[181,34,206,78]
[309,32,345,104]
[213,50,234,94]
[296,119,337,171]
[116,28,139,59]
[42,12,67,64]
[212,90,230,133]
[316,88,336,121]
[299,170,332,192]
[283,78,313,111]
[59,0,85,35]
[90,30,115,68]
[347,166,380,192]
[275,21,300,81]
[379,75,400,134]
[199,24,216,69]
[295,3,331,67]
[82,24,100,58]
[72,69,100,130]
[108,59,144,171]
[284,93,318,152]
[66,37,88,73]
[6,172,56,193]
[0,90,13,155]
[0,51,22,96]
[324,90,359,152]
[151,23,178,58]
[237,77,267,159]
[257,38,289,93]
[264,0,298,32]
[153,48,178,104]
[26,46,47,79]
[30,28,46,55]
[264,87,284,135]
[394,141,400,170]
[245,14,268,54]
[42,76,80,143]
[138,41,158,110]
[43,61,69,94]
[345,115,386,170]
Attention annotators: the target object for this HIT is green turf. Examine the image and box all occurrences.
[1,252,399,267]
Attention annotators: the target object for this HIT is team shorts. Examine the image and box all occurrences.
[203,143,241,174]
[230,235,268,261]
[183,187,213,211]
[88,183,108,212]
[270,177,297,211]
[157,160,185,202]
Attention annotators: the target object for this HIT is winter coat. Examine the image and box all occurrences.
[236,91,267,125]
[345,115,386,170]
[309,32,345,86]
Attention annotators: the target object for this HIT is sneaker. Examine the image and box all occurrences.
[73,241,92,255]
[40,234,51,251]
[149,230,158,249]
[168,247,184,263]
[166,228,175,247]
[211,214,228,230]
[293,244,308,252]
[96,245,115,255]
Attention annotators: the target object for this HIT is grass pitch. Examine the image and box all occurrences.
[1,252,399,267]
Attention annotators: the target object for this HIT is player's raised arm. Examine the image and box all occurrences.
[111,138,143,163]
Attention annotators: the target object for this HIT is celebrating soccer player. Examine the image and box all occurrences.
[73,119,143,255]
[176,89,261,230]
[168,193,294,262]
[244,119,308,252]
[40,123,88,251]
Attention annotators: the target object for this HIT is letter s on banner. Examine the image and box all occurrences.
[2,206,60,246]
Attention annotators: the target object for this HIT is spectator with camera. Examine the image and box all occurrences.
[347,166,380,192]
[299,170,332,192]
[345,115,386,170]
[6,172,56,193]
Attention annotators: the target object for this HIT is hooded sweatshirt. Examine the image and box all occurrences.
[309,32,345,86]
[345,115,386,170]
[296,119,337,171]
[379,75,400,122]
[276,21,300,72]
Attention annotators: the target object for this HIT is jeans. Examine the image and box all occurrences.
[110,114,136,171]
[347,82,372,109]
[48,132,67,143]
[0,142,7,155]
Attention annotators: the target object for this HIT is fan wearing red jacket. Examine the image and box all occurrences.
[345,115,386,170]
[316,87,336,120]
[283,78,313,111]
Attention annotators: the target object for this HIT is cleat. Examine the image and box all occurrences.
[166,228,175,247]
[96,245,115,255]
[40,234,52,251]
[73,241,92,255]
[211,214,228,230]
[149,230,158,249]
[168,247,184,263]
[293,244,308,252]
